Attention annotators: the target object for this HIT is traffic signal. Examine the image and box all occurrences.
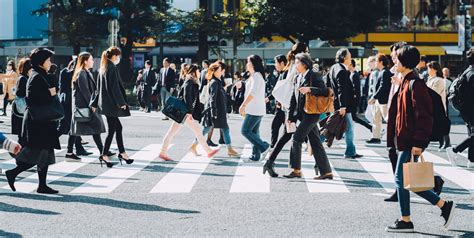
[243,26,253,44]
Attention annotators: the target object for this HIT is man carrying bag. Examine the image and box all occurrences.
[385,45,455,233]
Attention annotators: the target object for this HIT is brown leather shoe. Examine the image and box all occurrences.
[314,173,333,180]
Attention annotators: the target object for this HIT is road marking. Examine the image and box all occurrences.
[301,152,349,193]
[354,149,396,193]
[150,146,213,193]
[0,149,64,174]
[230,144,270,193]
[71,144,163,194]
[423,152,473,192]
[0,149,93,193]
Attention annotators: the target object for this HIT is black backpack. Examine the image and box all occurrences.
[409,79,451,142]
[448,70,469,112]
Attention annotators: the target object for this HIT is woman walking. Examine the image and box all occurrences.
[426,61,450,150]
[159,64,220,161]
[11,58,31,145]
[263,43,308,177]
[70,52,107,164]
[192,61,240,157]
[0,60,19,116]
[385,45,455,233]
[239,55,270,161]
[6,48,61,194]
[283,53,333,180]
[91,46,133,168]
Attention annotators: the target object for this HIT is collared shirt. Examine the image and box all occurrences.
[295,69,310,104]
[162,67,168,86]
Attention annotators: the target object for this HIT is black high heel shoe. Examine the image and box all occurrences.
[99,156,114,168]
[118,154,134,165]
[263,160,278,177]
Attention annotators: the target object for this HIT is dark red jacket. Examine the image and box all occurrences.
[387,71,433,151]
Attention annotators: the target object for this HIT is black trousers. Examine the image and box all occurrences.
[271,109,286,148]
[289,113,331,175]
[352,113,372,131]
[143,86,152,111]
[67,135,104,154]
[453,123,474,162]
[269,126,293,163]
[3,93,10,114]
[104,116,125,154]
[66,135,85,154]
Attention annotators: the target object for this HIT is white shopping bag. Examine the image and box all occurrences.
[272,79,293,109]
[365,104,374,124]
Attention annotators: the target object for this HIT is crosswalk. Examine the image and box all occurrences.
[0,142,472,195]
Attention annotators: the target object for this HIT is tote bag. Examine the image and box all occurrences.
[272,79,293,109]
[403,154,435,192]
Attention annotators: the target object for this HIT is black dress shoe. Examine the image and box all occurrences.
[37,185,59,194]
[5,170,16,192]
[384,191,398,202]
[385,219,414,233]
[65,153,82,162]
[314,173,333,180]
[345,154,363,159]
[366,138,381,144]
[283,171,302,178]
[207,140,218,147]
[76,150,93,156]
[263,160,278,177]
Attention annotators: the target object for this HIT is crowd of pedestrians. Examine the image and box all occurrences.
[1,43,473,233]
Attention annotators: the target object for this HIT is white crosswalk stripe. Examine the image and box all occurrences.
[301,152,349,193]
[1,149,99,193]
[150,145,212,193]
[230,144,270,193]
[1,142,472,195]
[423,151,473,192]
[71,144,163,194]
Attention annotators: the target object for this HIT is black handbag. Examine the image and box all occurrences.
[162,96,189,123]
[74,107,92,122]
[28,76,65,122]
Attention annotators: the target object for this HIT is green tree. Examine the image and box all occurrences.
[248,0,387,44]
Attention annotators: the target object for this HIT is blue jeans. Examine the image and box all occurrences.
[202,126,232,145]
[395,150,441,216]
[344,113,356,157]
[241,115,269,159]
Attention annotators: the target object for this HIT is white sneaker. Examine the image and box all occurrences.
[446,147,457,166]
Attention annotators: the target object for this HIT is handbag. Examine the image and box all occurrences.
[365,104,374,123]
[303,75,335,114]
[12,96,27,117]
[403,154,434,192]
[162,96,189,124]
[74,107,92,122]
[272,79,293,109]
[28,76,65,122]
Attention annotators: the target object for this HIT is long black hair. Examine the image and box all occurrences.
[247,55,265,78]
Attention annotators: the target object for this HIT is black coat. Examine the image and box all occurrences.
[328,63,355,113]
[91,61,130,117]
[203,77,228,128]
[351,71,361,104]
[288,70,329,122]
[460,66,474,124]
[22,67,61,150]
[11,75,27,135]
[156,67,176,92]
[178,78,202,121]
[57,68,74,135]
[71,70,106,136]
[372,67,393,104]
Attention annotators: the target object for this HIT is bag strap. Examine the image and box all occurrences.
[409,154,425,163]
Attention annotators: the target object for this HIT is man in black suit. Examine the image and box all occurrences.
[367,53,392,144]
[328,48,362,159]
[142,60,156,113]
[156,58,176,120]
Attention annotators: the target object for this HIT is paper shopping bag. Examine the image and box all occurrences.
[403,154,435,192]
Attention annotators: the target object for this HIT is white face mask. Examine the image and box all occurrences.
[114,58,121,65]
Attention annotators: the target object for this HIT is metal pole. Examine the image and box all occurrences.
[232,0,238,74]
[388,0,391,29]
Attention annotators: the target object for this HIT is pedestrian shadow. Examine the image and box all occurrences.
[0,201,60,215]
[455,203,474,211]
[440,187,471,195]
[449,229,474,237]
[0,193,200,214]
[338,177,384,189]
[0,230,22,238]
